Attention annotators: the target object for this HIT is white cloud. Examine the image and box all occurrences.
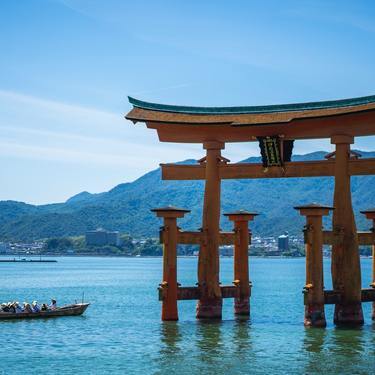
[0,140,138,167]
[0,89,203,170]
[0,89,122,134]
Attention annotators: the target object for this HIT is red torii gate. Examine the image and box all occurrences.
[126,94,375,326]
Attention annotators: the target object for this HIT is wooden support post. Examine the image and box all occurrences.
[331,135,364,325]
[196,141,225,319]
[360,208,375,320]
[224,210,258,316]
[295,203,333,327]
[151,206,190,321]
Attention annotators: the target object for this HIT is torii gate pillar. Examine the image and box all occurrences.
[224,211,258,316]
[331,135,364,325]
[295,204,333,327]
[152,206,190,321]
[196,141,225,319]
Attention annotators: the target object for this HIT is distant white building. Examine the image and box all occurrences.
[278,232,289,251]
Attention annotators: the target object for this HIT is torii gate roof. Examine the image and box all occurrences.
[125,94,375,143]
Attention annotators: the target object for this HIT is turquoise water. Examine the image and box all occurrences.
[0,256,373,374]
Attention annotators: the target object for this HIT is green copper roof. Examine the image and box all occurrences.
[128,95,375,115]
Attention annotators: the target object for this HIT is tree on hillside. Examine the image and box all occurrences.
[139,239,162,256]
[44,237,74,252]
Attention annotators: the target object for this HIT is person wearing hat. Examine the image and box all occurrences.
[4,303,11,312]
[14,302,22,313]
[49,299,57,310]
[23,302,33,313]
[32,301,40,313]
[8,302,16,313]
[6,302,12,313]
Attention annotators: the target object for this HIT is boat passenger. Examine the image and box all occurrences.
[41,303,48,311]
[49,299,57,310]
[32,301,40,313]
[0,303,8,312]
[14,302,23,313]
[23,302,33,313]
[8,302,16,313]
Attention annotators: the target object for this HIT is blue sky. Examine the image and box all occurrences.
[0,0,374,204]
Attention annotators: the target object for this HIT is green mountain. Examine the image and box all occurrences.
[0,151,374,241]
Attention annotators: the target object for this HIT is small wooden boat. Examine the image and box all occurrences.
[0,303,90,320]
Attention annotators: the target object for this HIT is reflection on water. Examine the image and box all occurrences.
[302,325,375,374]
[157,322,183,374]
[331,327,365,356]
[303,327,327,354]
[303,327,327,374]
[326,327,367,373]
[233,316,252,352]
[196,320,224,365]
[157,318,255,374]
[160,321,182,354]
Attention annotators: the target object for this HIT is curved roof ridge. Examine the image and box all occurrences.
[128,94,375,115]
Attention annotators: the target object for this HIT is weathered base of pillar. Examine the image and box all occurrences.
[162,313,178,321]
[161,303,178,321]
[234,298,250,316]
[334,302,364,326]
[304,304,326,327]
[196,298,222,319]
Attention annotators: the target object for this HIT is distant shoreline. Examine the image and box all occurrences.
[0,254,372,259]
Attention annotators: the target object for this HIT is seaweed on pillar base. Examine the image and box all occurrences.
[305,305,326,328]
[196,297,223,319]
[334,303,364,326]
[234,296,250,316]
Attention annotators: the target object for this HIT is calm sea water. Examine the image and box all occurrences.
[0,256,373,374]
